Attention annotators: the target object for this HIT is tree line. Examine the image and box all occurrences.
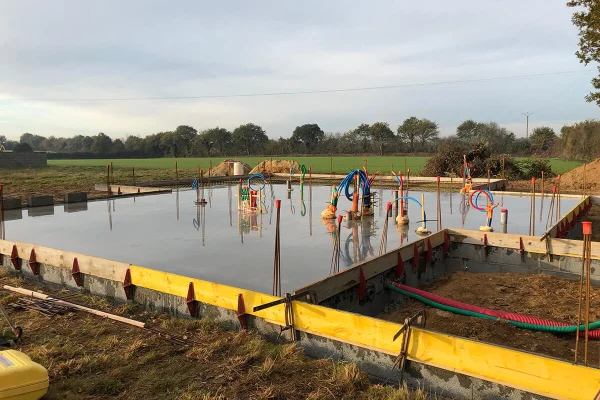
[0,118,597,160]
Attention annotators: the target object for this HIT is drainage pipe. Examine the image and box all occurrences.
[389,283,600,338]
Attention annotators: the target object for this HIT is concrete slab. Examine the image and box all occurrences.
[2,197,22,210]
[27,195,54,208]
[64,192,87,203]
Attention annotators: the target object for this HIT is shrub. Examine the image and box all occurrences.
[517,159,554,178]
[13,143,33,153]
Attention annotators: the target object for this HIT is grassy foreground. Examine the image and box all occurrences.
[0,270,427,400]
[49,156,583,175]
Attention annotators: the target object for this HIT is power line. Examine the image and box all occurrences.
[1,70,591,102]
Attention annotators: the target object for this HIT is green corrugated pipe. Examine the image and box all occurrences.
[388,285,600,334]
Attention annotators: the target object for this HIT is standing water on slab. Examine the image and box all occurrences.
[2,184,581,293]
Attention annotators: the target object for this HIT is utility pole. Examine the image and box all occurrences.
[523,112,533,139]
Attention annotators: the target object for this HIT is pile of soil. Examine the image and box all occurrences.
[211,159,251,176]
[250,159,300,174]
[379,271,600,361]
[560,158,600,191]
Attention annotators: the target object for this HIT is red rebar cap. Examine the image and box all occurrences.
[557,174,561,180]
[386,202,392,211]
[531,177,536,183]
[436,176,440,182]
[337,214,343,224]
[0,184,3,190]
[200,169,203,174]
[501,208,507,213]
[541,171,544,175]
[552,186,556,193]
[275,199,281,209]
[583,221,592,235]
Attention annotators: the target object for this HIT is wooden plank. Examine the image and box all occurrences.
[295,230,446,301]
[447,228,600,260]
[1,239,129,282]
[540,196,589,239]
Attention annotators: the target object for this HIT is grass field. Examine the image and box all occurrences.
[49,156,583,175]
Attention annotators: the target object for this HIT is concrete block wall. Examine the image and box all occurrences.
[0,152,47,168]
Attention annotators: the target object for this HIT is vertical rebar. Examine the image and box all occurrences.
[106,164,111,196]
[585,231,591,364]
[502,156,505,180]
[487,169,490,191]
[556,175,561,223]
[209,160,212,177]
[110,161,114,184]
[576,223,592,364]
[581,163,587,195]
[330,156,333,177]
[132,167,136,186]
[0,184,4,240]
[273,199,282,297]
[404,156,407,175]
[437,176,442,231]
[309,178,313,236]
[532,177,536,236]
[175,161,179,184]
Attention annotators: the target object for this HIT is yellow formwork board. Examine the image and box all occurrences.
[293,302,600,400]
[129,266,285,324]
[130,265,600,400]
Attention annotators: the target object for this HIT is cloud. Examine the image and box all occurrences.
[0,0,598,140]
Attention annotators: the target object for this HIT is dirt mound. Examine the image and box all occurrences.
[250,160,300,174]
[560,158,598,190]
[211,159,251,176]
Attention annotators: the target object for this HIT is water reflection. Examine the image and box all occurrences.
[340,218,376,268]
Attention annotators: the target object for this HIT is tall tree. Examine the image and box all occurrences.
[456,119,479,142]
[19,133,45,150]
[568,1,600,105]
[124,135,143,152]
[203,127,232,156]
[369,122,394,155]
[232,123,268,155]
[397,117,420,151]
[291,124,324,153]
[416,119,439,150]
[398,117,438,151]
[349,123,369,152]
[91,132,113,154]
[173,125,197,156]
[529,126,557,151]
[111,138,126,153]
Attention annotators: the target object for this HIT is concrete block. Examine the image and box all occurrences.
[64,192,87,203]
[64,202,88,213]
[27,195,54,208]
[28,205,54,217]
[2,197,22,210]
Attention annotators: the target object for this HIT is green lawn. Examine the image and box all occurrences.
[48,156,430,174]
[49,156,582,175]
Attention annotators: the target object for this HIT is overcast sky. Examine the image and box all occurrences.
[1,0,598,140]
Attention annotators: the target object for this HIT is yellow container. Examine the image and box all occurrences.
[0,350,48,400]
